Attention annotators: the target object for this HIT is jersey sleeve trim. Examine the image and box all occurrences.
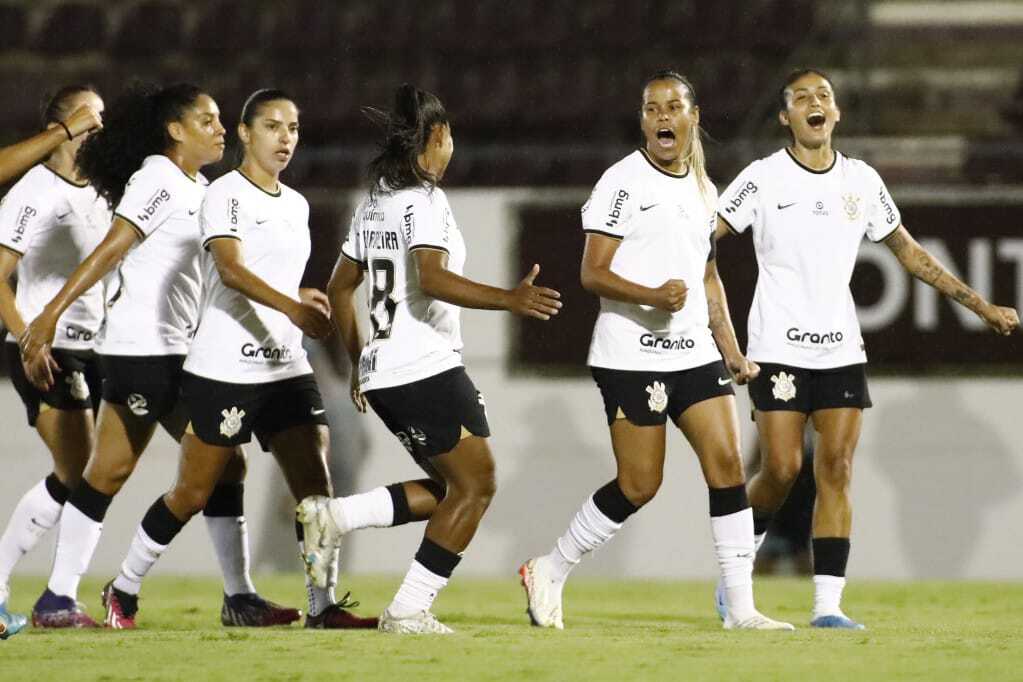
[583,228,624,241]
[716,212,742,236]
[870,222,901,244]
[114,213,148,241]
[202,234,241,250]
[409,244,450,255]
[0,243,25,257]
[341,251,367,268]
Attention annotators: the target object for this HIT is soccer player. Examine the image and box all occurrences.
[100,89,375,630]
[297,83,562,634]
[0,100,102,186]
[518,70,793,631]
[19,83,297,628]
[0,86,107,639]
[715,68,1020,628]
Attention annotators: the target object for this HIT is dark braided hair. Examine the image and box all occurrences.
[363,83,448,196]
[77,82,204,208]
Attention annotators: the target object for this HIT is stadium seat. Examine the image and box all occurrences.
[111,1,183,58]
[35,4,106,55]
[192,0,262,57]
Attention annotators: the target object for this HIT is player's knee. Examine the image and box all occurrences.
[618,472,661,507]
[171,484,213,518]
[817,453,853,490]
[763,453,802,487]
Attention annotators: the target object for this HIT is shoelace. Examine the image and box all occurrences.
[334,591,360,609]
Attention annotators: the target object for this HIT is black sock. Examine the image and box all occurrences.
[386,483,413,527]
[592,479,640,523]
[708,484,749,517]
[812,537,851,577]
[753,510,773,536]
[294,519,304,543]
[140,497,187,546]
[202,483,244,517]
[414,537,461,579]
[68,479,113,523]
[44,473,70,506]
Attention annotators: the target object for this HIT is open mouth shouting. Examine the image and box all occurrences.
[656,128,676,148]
[806,111,826,130]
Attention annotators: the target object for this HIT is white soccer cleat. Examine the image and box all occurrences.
[724,611,795,631]
[295,495,343,589]
[519,557,564,630]
[378,608,454,635]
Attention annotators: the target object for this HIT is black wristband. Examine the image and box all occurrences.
[58,121,73,140]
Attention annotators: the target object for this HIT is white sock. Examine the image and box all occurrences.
[329,486,393,533]
[813,575,846,618]
[47,502,104,599]
[388,559,448,617]
[205,516,256,596]
[299,541,336,616]
[544,495,623,583]
[711,508,757,621]
[0,478,64,587]
[112,527,167,596]
[754,532,767,554]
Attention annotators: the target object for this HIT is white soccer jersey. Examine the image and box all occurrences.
[718,148,901,369]
[100,155,207,356]
[0,165,110,350]
[184,171,313,384]
[342,184,465,392]
[582,149,722,372]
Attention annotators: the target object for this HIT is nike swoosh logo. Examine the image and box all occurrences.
[777,203,797,210]
[718,377,732,386]
[56,211,73,220]
[843,391,855,398]
[255,219,269,225]
[639,204,658,211]
[188,209,198,215]
[310,408,326,416]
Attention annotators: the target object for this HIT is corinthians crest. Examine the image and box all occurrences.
[645,381,668,413]
[771,372,797,402]
[842,193,861,221]
[220,406,245,438]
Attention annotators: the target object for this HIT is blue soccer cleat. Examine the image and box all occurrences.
[810,613,866,630]
[714,582,727,621]
[0,602,28,640]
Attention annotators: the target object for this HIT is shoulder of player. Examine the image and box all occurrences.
[838,152,883,183]
[3,165,60,201]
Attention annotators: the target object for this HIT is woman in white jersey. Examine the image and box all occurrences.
[0,86,107,640]
[716,69,1020,629]
[0,100,101,190]
[519,71,792,632]
[297,83,562,635]
[100,89,376,630]
[19,83,297,629]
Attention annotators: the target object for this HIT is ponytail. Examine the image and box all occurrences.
[363,83,448,196]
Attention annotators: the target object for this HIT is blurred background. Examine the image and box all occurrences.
[1,0,1021,581]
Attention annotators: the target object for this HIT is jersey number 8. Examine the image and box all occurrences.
[369,258,397,340]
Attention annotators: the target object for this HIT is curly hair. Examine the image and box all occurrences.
[363,83,448,196]
[77,82,204,208]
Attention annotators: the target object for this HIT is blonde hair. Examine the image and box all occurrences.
[643,70,714,211]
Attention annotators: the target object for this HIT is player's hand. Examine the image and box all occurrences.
[725,355,760,385]
[299,288,331,318]
[349,372,367,413]
[64,104,103,138]
[19,310,59,385]
[651,279,687,312]
[980,304,1020,336]
[286,299,333,339]
[507,264,562,320]
[22,344,60,391]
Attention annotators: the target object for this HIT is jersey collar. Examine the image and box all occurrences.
[638,148,689,179]
[784,147,838,175]
[234,169,282,197]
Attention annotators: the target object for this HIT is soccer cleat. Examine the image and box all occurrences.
[305,593,377,629]
[518,557,564,630]
[31,588,99,628]
[296,495,344,589]
[0,603,27,640]
[378,608,453,635]
[221,593,302,627]
[810,613,866,630]
[724,611,796,631]
[101,581,138,630]
[714,582,727,621]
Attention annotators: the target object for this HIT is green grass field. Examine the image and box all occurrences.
[2,575,1021,681]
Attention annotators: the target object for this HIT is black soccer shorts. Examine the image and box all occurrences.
[590,360,736,426]
[747,362,872,414]
[99,354,186,424]
[6,343,102,426]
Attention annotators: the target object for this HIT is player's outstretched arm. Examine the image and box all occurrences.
[19,217,138,388]
[704,258,759,384]
[327,255,367,412]
[0,248,26,338]
[0,104,103,185]
[581,232,686,312]
[208,237,332,339]
[415,249,562,320]
[884,225,1020,335]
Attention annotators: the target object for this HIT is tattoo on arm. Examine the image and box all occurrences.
[894,233,985,313]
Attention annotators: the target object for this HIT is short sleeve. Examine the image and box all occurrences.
[340,206,364,266]
[406,191,451,253]
[199,182,243,249]
[581,171,634,240]
[864,167,901,242]
[717,162,762,235]
[113,166,178,239]
[0,173,54,255]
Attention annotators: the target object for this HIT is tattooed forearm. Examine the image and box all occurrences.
[887,228,985,314]
[708,299,726,332]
